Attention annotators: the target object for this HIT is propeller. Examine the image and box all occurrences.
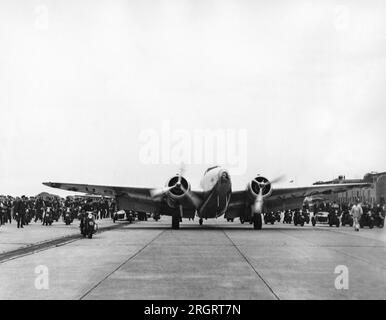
[150,164,202,209]
[150,164,185,198]
[253,174,286,214]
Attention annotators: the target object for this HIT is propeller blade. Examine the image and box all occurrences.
[177,163,186,185]
[270,174,286,185]
[150,186,174,198]
[180,184,201,209]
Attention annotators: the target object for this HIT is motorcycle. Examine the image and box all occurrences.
[283,211,292,224]
[302,210,310,224]
[64,208,73,225]
[43,208,53,226]
[81,212,97,239]
[341,210,353,227]
[328,209,340,227]
[264,212,276,225]
[373,211,385,228]
[360,211,374,229]
[293,210,305,226]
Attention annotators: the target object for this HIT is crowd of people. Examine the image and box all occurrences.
[275,199,386,231]
[0,195,116,229]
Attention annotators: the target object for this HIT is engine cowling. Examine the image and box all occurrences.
[248,175,273,199]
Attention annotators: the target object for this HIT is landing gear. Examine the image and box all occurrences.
[199,218,203,226]
[172,215,180,229]
[253,214,262,230]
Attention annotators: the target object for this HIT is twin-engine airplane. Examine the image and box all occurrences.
[43,166,371,229]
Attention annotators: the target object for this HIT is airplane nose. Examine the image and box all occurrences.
[220,171,230,183]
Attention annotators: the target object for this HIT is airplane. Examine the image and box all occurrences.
[43,166,371,230]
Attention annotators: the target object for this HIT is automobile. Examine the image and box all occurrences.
[359,211,374,229]
[112,210,126,223]
[264,212,276,225]
[311,211,329,226]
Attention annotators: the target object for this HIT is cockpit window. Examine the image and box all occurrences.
[204,166,220,175]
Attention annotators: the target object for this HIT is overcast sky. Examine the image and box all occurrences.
[1,0,386,197]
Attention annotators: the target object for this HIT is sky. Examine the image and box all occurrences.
[0,0,386,197]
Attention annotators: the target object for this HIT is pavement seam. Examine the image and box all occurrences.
[78,229,166,300]
[222,230,281,300]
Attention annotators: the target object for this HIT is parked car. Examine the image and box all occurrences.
[311,211,329,226]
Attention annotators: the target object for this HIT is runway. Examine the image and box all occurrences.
[0,217,385,300]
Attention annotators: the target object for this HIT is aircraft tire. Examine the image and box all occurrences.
[253,214,262,230]
[172,215,180,229]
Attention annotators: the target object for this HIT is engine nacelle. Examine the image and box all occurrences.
[248,175,273,200]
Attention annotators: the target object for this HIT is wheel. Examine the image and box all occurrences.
[172,215,180,229]
[301,222,304,227]
[253,214,262,230]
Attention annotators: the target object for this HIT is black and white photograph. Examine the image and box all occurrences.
[0,0,385,305]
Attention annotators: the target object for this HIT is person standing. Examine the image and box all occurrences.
[350,199,363,231]
[14,197,26,229]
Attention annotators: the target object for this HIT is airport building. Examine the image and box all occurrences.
[313,171,386,205]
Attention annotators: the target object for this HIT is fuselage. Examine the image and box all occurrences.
[198,166,232,219]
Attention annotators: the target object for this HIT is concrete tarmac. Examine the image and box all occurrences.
[0,217,385,300]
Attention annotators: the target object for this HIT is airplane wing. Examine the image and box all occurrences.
[43,182,153,199]
[227,182,372,216]
[42,182,203,216]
